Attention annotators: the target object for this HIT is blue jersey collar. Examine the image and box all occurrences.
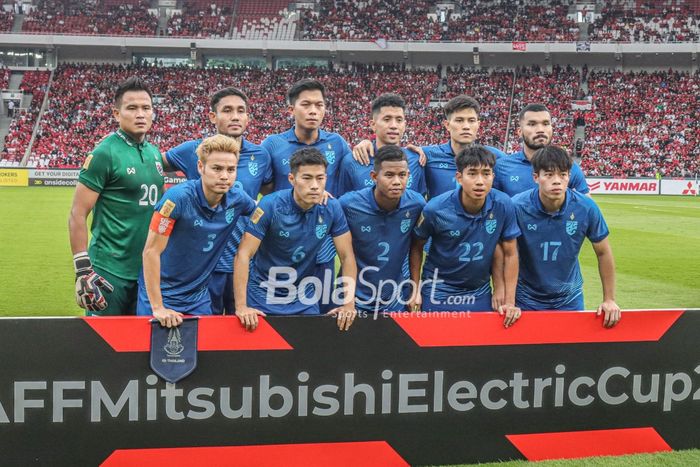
[439,141,455,157]
[451,187,494,219]
[512,150,531,165]
[532,187,571,217]
[288,188,314,214]
[368,186,404,214]
[284,126,329,144]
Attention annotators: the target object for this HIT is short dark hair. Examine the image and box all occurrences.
[444,95,480,120]
[531,145,572,174]
[518,103,550,123]
[287,79,326,106]
[371,93,405,117]
[114,76,152,107]
[455,144,496,172]
[210,87,248,112]
[374,145,408,172]
[289,147,327,174]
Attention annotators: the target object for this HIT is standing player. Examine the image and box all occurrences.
[512,146,620,327]
[163,87,272,315]
[494,103,589,196]
[409,145,521,327]
[138,135,256,327]
[338,145,426,314]
[337,93,426,196]
[260,79,353,313]
[352,95,506,199]
[233,148,357,331]
[68,77,163,315]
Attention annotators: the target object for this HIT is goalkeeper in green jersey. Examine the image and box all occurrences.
[68,76,164,315]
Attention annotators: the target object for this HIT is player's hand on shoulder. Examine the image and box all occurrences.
[152,306,184,328]
[73,252,114,312]
[327,305,356,331]
[319,190,333,206]
[497,304,521,328]
[406,144,426,166]
[235,306,266,332]
[352,140,374,165]
[597,300,621,328]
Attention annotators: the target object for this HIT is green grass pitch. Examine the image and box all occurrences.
[1,187,699,466]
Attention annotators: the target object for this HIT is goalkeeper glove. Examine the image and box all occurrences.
[74,252,114,312]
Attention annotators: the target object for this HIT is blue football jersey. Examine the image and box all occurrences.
[422,142,506,199]
[512,188,609,311]
[260,127,351,197]
[336,144,426,197]
[339,187,426,312]
[165,137,272,273]
[246,189,350,315]
[413,187,520,304]
[137,180,256,314]
[493,150,590,197]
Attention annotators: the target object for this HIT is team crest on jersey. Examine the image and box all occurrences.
[400,219,411,234]
[316,223,328,239]
[83,153,93,170]
[155,161,164,176]
[325,151,336,165]
[248,161,259,176]
[485,213,497,234]
[225,208,236,224]
[407,174,413,188]
[159,200,176,217]
[566,213,577,235]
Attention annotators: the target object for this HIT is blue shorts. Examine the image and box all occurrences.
[421,290,493,312]
[516,292,585,312]
[136,286,213,316]
[208,271,234,315]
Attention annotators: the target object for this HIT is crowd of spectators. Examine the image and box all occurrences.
[580,69,699,178]
[0,7,14,32]
[22,0,158,36]
[0,71,50,165]
[166,1,232,38]
[589,1,700,42]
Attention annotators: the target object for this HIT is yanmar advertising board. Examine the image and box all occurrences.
[0,311,699,466]
[587,178,659,195]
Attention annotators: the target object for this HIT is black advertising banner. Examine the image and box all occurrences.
[0,310,699,466]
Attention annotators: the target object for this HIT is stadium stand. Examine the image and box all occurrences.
[1,70,50,166]
[231,0,297,40]
[0,7,13,32]
[21,0,158,36]
[580,69,700,178]
[589,0,700,42]
[166,0,233,38]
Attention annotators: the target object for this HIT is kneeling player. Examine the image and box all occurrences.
[512,146,621,327]
[138,135,256,327]
[338,145,426,314]
[409,145,521,327]
[233,148,357,332]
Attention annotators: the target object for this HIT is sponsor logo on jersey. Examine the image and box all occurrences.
[449,230,461,237]
[250,207,264,224]
[364,179,374,187]
[527,223,538,231]
[126,167,136,175]
[159,200,176,217]
[155,161,164,176]
[248,161,259,176]
[279,230,290,238]
[194,219,203,227]
[361,225,372,233]
[400,219,411,234]
[83,154,93,170]
[510,176,520,182]
[225,208,236,224]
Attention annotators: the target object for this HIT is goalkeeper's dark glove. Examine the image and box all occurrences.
[74,252,114,312]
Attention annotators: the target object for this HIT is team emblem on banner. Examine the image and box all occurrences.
[316,223,328,239]
[248,161,259,176]
[400,219,411,233]
[150,318,198,383]
[566,213,577,236]
[325,150,336,164]
[225,208,236,224]
[485,213,497,234]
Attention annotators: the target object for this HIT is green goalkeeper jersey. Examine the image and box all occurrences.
[78,129,164,281]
